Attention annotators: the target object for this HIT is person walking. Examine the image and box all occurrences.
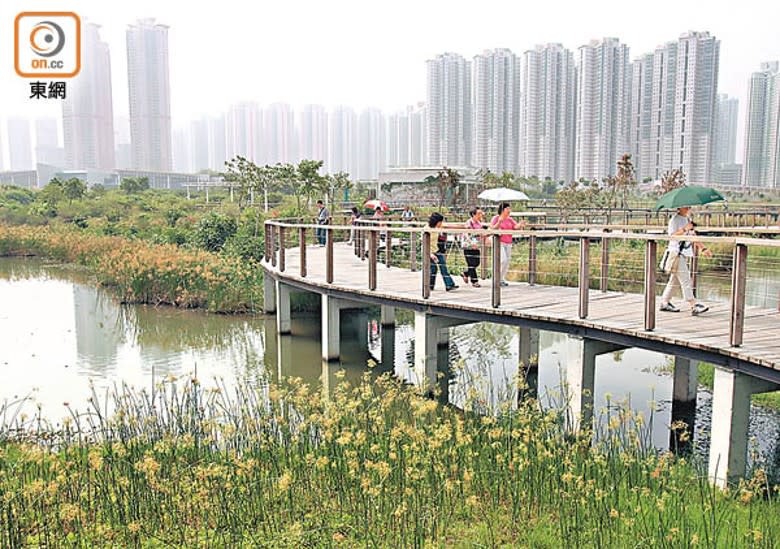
[461,207,483,287]
[316,200,329,245]
[347,206,360,244]
[659,206,712,315]
[428,212,458,292]
[489,202,524,286]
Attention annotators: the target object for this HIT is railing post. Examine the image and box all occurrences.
[359,222,366,260]
[326,228,334,284]
[409,231,417,271]
[578,238,589,319]
[480,233,488,280]
[368,229,378,290]
[600,233,609,292]
[528,234,537,286]
[492,234,501,308]
[385,228,391,268]
[278,226,286,272]
[690,245,698,297]
[422,231,431,299]
[729,244,748,346]
[644,240,657,331]
[299,227,307,278]
[270,224,277,268]
[264,222,271,261]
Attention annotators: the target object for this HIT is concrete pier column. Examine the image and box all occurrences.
[380,325,395,368]
[414,314,472,394]
[275,281,292,335]
[263,275,276,314]
[380,305,395,327]
[708,368,778,488]
[322,295,341,361]
[670,357,699,453]
[414,312,439,393]
[565,336,625,432]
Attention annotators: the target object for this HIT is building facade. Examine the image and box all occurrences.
[126,18,172,171]
[742,62,780,188]
[426,52,472,167]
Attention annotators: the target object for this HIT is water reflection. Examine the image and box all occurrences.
[2,257,778,479]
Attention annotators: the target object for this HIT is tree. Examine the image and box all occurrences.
[318,171,352,208]
[63,177,86,203]
[614,153,636,208]
[224,156,261,210]
[120,176,150,193]
[274,163,302,214]
[430,167,462,209]
[659,169,686,194]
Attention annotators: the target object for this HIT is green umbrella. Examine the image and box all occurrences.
[654,185,725,210]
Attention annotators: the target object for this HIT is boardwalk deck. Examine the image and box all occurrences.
[264,242,780,380]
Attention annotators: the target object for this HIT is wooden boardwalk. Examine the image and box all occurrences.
[264,242,780,381]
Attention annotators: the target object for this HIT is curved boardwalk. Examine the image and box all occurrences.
[264,240,780,381]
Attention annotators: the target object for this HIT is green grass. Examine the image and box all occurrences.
[697,363,780,410]
[0,373,778,547]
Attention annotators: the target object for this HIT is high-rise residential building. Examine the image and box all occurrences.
[628,42,678,181]
[127,18,172,171]
[262,103,296,165]
[328,106,358,176]
[714,94,739,166]
[473,48,520,174]
[298,105,328,166]
[742,62,780,188]
[519,43,576,182]
[357,108,386,179]
[426,52,472,166]
[226,102,262,162]
[172,127,191,172]
[628,32,719,184]
[672,31,720,185]
[189,118,210,172]
[63,22,115,171]
[409,103,427,166]
[35,118,64,166]
[208,115,227,171]
[575,38,631,181]
[7,118,33,170]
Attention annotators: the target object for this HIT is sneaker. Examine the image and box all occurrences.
[659,303,680,313]
[446,285,459,292]
[500,281,509,287]
[472,282,481,288]
[691,303,709,316]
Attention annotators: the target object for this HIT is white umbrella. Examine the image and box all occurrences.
[478,187,530,202]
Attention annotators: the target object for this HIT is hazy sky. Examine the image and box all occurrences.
[1,0,779,155]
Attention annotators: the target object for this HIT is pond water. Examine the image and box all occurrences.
[1,257,778,476]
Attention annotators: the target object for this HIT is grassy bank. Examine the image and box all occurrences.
[0,225,262,313]
[697,363,780,410]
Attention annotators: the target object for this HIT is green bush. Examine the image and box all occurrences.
[192,212,238,252]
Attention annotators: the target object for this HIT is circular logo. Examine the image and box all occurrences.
[30,21,65,58]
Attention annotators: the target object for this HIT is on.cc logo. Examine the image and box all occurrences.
[29,21,66,57]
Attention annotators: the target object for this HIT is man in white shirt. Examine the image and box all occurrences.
[660,206,713,315]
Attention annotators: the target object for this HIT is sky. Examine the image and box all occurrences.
[1,0,779,160]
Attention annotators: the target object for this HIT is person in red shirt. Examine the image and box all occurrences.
[489,202,525,286]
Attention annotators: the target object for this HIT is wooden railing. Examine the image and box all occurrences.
[265,219,780,350]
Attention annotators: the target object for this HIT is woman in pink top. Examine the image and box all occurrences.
[489,202,524,286]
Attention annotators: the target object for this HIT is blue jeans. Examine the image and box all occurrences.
[429,252,455,289]
[316,226,326,245]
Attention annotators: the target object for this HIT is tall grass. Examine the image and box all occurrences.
[0,225,262,313]
[0,373,777,547]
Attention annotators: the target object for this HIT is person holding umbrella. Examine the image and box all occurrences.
[655,185,722,315]
[489,202,525,286]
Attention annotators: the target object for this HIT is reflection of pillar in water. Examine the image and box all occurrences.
[72,285,121,374]
[263,317,279,382]
[669,357,698,454]
[436,337,451,405]
[517,327,540,403]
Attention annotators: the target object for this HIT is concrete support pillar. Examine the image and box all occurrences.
[670,357,699,453]
[263,275,276,314]
[565,336,626,432]
[708,368,778,488]
[275,281,291,335]
[380,325,395,368]
[414,312,439,393]
[518,327,540,369]
[414,314,472,394]
[276,332,292,381]
[322,294,341,361]
[380,305,395,327]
